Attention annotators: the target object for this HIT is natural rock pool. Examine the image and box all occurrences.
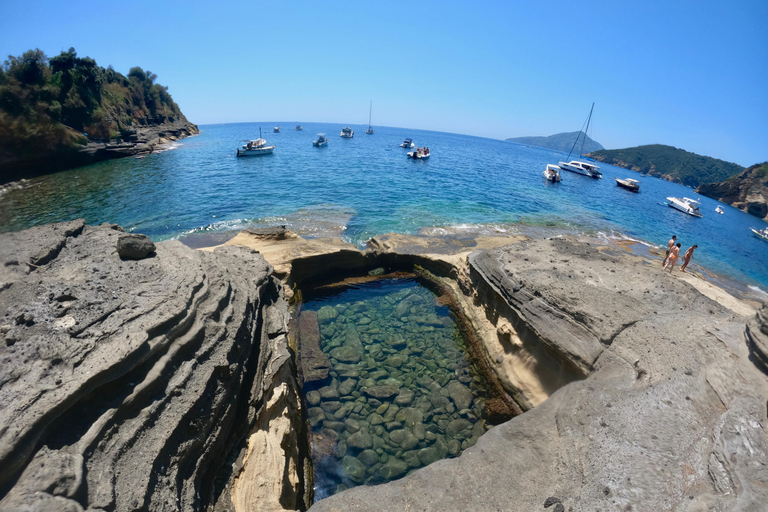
[298,277,493,502]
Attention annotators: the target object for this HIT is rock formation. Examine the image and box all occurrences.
[697,162,768,220]
[0,221,309,511]
[307,235,768,511]
[2,223,767,512]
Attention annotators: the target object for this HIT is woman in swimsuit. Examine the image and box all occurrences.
[664,243,682,273]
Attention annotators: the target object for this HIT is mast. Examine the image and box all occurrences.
[368,100,372,129]
[579,102,594,159]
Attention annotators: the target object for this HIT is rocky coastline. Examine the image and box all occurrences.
[0,119,199,185]
[1,222,767,511]
[696,162,768,220]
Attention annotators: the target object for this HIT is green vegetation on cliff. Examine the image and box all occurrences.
[587,144,743,188]
[0,48,187,169]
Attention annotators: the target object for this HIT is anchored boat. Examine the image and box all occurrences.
[236,127,275,156]
[615,177,640,192]
[543,164,562,182]
[666,197,703,217]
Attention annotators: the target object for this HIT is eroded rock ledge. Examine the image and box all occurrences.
[2,224,768,512]
[0,221,308,511]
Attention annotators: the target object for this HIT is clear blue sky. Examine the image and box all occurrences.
[2,0,766,166]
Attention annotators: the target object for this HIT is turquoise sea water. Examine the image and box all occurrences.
[301,278,490,500]
[1,122,766,293]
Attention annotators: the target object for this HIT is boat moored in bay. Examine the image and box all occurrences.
[666,197,703,217]
[313,133,328,147]
[615,177,640,192]
[543,164,562,182]
[340,127,354,138]
[400,138,414,148]
[407,147,430,159]
[237,128,275,156]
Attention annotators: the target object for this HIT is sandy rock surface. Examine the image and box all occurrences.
[310,236,768,511]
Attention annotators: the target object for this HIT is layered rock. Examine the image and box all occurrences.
[310,236,768,511]
[697,162,768,220]
[0,221,307,511]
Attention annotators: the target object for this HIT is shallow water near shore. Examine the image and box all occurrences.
[300,278,492,501]
[0,122,766,291]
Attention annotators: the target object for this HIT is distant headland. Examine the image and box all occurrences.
[505,131,604,154]
[0,48,198,184]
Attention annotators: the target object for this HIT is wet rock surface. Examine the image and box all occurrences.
[309,236,768,511]
[0,221,307,511]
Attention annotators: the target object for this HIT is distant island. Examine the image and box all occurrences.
[0,48,198,183]
[505,131,603,154]
[697,162,768,220]
[587,144,744,188]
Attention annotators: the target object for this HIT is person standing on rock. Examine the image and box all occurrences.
[663,235,677,266]
[680,244,698,272]
[664,243,681,272]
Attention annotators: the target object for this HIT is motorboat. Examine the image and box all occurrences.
[559,160,602,178]
[543,164,562,182]
[400,138,414,148]
[340,127,354,138]
[295,125,303,131]
[407,147,430,159]
[237,128,275,156]
[273,126,281,133]
[715,206,724,214]
[557,103,602,179]
[751,228,768,242]
[313,133,328,147]
[615,177,640,192]
[666,197,703,217]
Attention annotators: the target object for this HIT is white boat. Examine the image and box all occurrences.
[365,101,374,134]
[751,228,768,242]
[666,197,703,217]
[557,103,602,179]
[313,133,328,147]
[543,164,562,182]
[715,206,724,214]
[273,126,281,133]
[295,125,303,131]
[340,127,354,138]
[615,177,640,192]
[407,147,430,159]
[400,138,414,148]
[236,128,275,156]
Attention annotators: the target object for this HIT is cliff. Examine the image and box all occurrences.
[697,162,768,220]
[0,48,198,184]
[588,144,744,187]
[506,131,603,153]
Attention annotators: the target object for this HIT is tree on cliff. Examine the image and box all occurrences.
[0,47,186,175]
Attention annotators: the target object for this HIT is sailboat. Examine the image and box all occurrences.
[365,101,374,134]
[558,103,602,179]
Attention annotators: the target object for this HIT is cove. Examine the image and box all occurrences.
[297,277,494,502]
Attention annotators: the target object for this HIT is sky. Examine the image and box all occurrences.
[1,0,766,166]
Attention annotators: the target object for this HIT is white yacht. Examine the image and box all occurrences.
[273,126,281,133]
[666,197,703,217]
[715,206,724,214]
[543,164,562,182]
[400,138,414,148]
[340,127,354,138]
[559,160,602,178]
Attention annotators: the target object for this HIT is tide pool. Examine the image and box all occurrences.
[0,122,766,292]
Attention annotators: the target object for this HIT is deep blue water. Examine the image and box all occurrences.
[1,122,766,293]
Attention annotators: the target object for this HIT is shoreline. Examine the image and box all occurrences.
[181,223,766,310]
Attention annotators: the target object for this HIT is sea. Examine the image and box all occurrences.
[1,122,766,299]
